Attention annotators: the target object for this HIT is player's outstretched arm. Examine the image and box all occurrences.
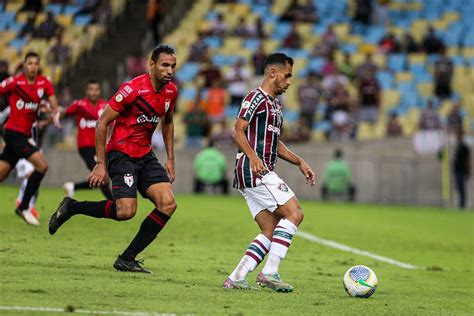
[88,105,120,188]
[277,140,316,186]
[232,118,266,176]
[162,110,175,183]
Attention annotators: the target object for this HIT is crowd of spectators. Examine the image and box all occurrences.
[117,0,468,149]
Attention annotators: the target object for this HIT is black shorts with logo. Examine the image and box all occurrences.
[107,150,170,199]
[0,129,39,167]
[79,146,97,171]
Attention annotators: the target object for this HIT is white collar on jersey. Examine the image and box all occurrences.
[257,86,276,101]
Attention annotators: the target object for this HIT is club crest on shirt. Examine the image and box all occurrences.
[124,174,134,187]
[278,183,289,192]
[165,99,171,112]
[37,88,44,98]
[115,93,123,102]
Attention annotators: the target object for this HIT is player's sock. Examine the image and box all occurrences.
[120,209,170,261]
[229,234,271,281]
[261,219,297,275]
[17,178,27,202]
[68,200,117,220]
[18,171,45,211]
[74,181,90,190]
[29,191,38,209]
[100,184,114,200]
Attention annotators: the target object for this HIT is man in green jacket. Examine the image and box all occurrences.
[321,148,356,201]
[193,140,229,194]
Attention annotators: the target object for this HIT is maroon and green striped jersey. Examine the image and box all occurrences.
[233,87,283,189]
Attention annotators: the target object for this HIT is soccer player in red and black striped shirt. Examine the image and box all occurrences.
[223,53,316,291]
[0,52,61,226]
[48,45,178,274]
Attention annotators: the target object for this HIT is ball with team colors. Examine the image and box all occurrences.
[343,265,378,298]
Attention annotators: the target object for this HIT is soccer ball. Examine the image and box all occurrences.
[343,265,378,298]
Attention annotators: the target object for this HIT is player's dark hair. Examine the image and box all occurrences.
[24,51,40,62]
[86,79,100,86]
[151,45,175,62]
[263,53,294,70]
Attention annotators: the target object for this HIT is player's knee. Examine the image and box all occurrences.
[161,199,177,216]
[116,203,137,220]
[287,208,304,226]
[37,163,48,174]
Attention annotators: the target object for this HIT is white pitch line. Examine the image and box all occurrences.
[0,306,177,316]
[296,231,419,270]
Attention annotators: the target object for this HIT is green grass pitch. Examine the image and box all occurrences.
[0,185,473,315]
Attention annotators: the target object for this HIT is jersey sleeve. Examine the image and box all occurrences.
[237,91,265,122]
[44,79,56,96]
[0,76,15,94]
[65,100,78,116]
[109,82,136,113]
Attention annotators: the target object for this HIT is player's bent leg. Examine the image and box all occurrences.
[49,197,126,235]
[14,152,47,225]
[113,183,175,274]
[224,210,277,289]
[18,152,47,210]
[145,182,177,216]
[256,197,303,292]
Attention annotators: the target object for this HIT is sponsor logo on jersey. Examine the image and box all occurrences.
[138,89,149,94]
[16,100,38,111]
[37,88,44,98]
[242,101,250,109]
[124,174,134,187]
[137,114,160,124]
[79,117,97,129]
[115,93,123,102]
[267,124,281,135]
[165,89,173,93]
[124,85,133,94]
[248,93,264,113]
[165,99,171,112]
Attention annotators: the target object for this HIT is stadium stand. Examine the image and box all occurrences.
[159,0,473,146]
[0,0,128,84]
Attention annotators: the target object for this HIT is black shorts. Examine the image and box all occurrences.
[0,129,38,167]
[107,150,170,199]
[79,146,97,171]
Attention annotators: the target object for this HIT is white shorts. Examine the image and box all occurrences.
[16,159,34,178]
[239,172,295,219]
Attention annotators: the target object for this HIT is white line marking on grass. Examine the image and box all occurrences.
[296,231,419,270]
[0,306,177,316]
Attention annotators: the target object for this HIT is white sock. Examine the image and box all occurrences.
[29,192,37,209]
[17,179,37,209]
[261,219,298,275]
[17,178,27,202]
[229,234,271,281]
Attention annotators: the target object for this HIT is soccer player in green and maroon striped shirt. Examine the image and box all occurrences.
[223,53,316,292]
